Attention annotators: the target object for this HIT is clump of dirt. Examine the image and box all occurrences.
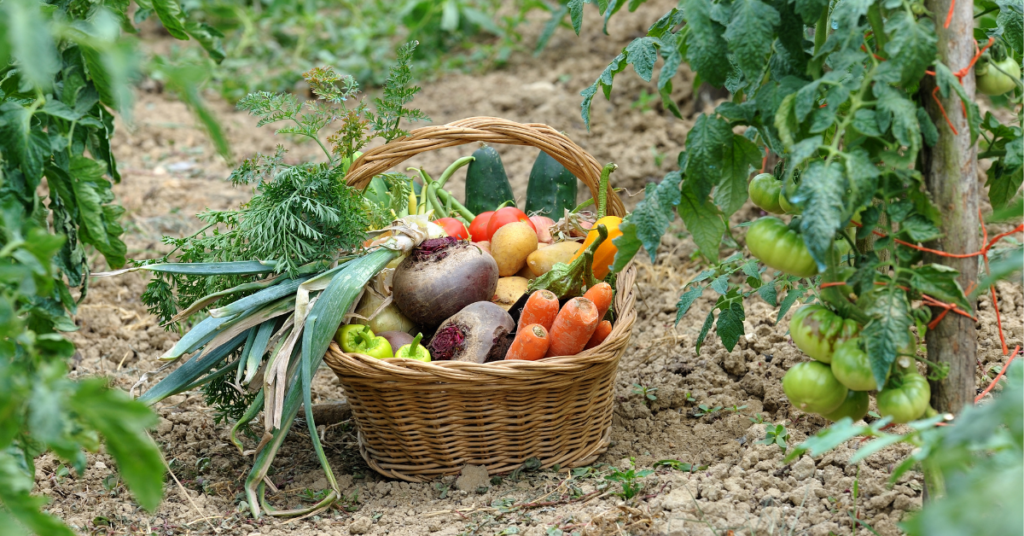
[38,1,1023,535]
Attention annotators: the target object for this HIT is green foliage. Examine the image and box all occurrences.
[789,361,1023,536]
[605,458,653,500]
[141,53,426,328]
[575,0,1022,382]
[0,0,222,530]
[163,0,547,102]
[759,424,791,452]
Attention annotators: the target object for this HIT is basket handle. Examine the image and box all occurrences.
[343,117,625,218]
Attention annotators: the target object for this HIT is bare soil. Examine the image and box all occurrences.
[39,3,1022,535]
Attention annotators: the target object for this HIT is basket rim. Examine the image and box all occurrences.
[324,262,637,381]
[343,116,626,218]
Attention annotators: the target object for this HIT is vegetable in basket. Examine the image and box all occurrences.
[392,237,499,329]
[525,150,578,219]
[395,333,431,362]
[465,145,516,216]
[428,301,515,363]
[335,325,393,358]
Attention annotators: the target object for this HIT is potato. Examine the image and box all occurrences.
[527,241,582,277]
[516,262,536,280]
[492,276,529,310]
[490,222,538,277]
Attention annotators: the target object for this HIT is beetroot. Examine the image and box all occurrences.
[392,237,499,329]
[428,301,515,363]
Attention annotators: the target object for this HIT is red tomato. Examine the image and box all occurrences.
[435,217,469,240]
[469,211,494,241]
[486,207,535,239]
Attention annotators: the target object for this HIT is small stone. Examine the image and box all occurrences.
[454,465,490,492]
[661,489,691,511]
[428,522,441,532]
[791,455,816,481]
[349,516,372,534]
[94,462,107,470]
[236,501,249,513]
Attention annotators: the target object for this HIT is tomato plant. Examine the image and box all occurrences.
[0,0,224,532]
[877,369,932,423]
[830,338,880,391]
[782,361,849,415]
[788,304,861,363]
[745,217,819,277]
[573,0,1021,406]
[748,173,785,214]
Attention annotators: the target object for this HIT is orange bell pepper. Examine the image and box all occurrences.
[570,216,622,280]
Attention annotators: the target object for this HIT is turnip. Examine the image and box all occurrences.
[392,237,499,329]
[428,301,515,363]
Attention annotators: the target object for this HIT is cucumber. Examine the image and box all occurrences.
[525,150,578,218]
[464,145,515,215]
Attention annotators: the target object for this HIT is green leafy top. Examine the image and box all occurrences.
[142,43,429,328]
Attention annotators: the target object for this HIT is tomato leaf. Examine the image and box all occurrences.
[3,0,59,91]
[757,281,778,306]
[997,0,1023,56]
[684,114,733,195]
[900,214,942,242]
[792,0,828,25]
[933,63,980,144]
[776,286,806,322]
[72,380,164,511]
[624,37,660,82]
[713,134,762,217]
[695,309,715,355]
[580,53,627,129]
[679,181,726,259]
[675,286,705,324]
[716,300,746,351]
[874,85,922,154]
[152,0,189,40]
[681,0,730,87]
[883,11,936,87]
[620,170,681,264]
[910,264,971,312]
[0,108,50,185]
[724,0,779,86]
[796,161,846,271]
[862,289,913,390]
[917,106,939,147]
[844,147,881,211]
[785,417,871,462]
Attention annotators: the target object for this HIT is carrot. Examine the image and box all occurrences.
[519,290,559,332]
[583,282,613,320]
[546,297,600,357]
[505,324,549,360]
[584,320,612,350]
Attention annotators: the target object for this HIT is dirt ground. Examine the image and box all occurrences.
[38,3,1022,535]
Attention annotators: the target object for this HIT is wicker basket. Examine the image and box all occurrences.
[324,117,636,482]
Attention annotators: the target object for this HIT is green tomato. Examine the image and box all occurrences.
[748,173,785,214]
[876,370,931,424]
[789,305,861,364]
[783,361,849,415]
[746,217,818,277]
[821,390,869,422]
[778,190,802,215]
[977,57,1021,96]
[830,338,877,391]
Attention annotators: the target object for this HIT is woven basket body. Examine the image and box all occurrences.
[325,118,635,482]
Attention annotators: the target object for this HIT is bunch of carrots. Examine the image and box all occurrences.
[504,282,613,361]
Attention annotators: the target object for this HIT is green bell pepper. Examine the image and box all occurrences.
[395,333,431,362]
[335,324,393,359]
